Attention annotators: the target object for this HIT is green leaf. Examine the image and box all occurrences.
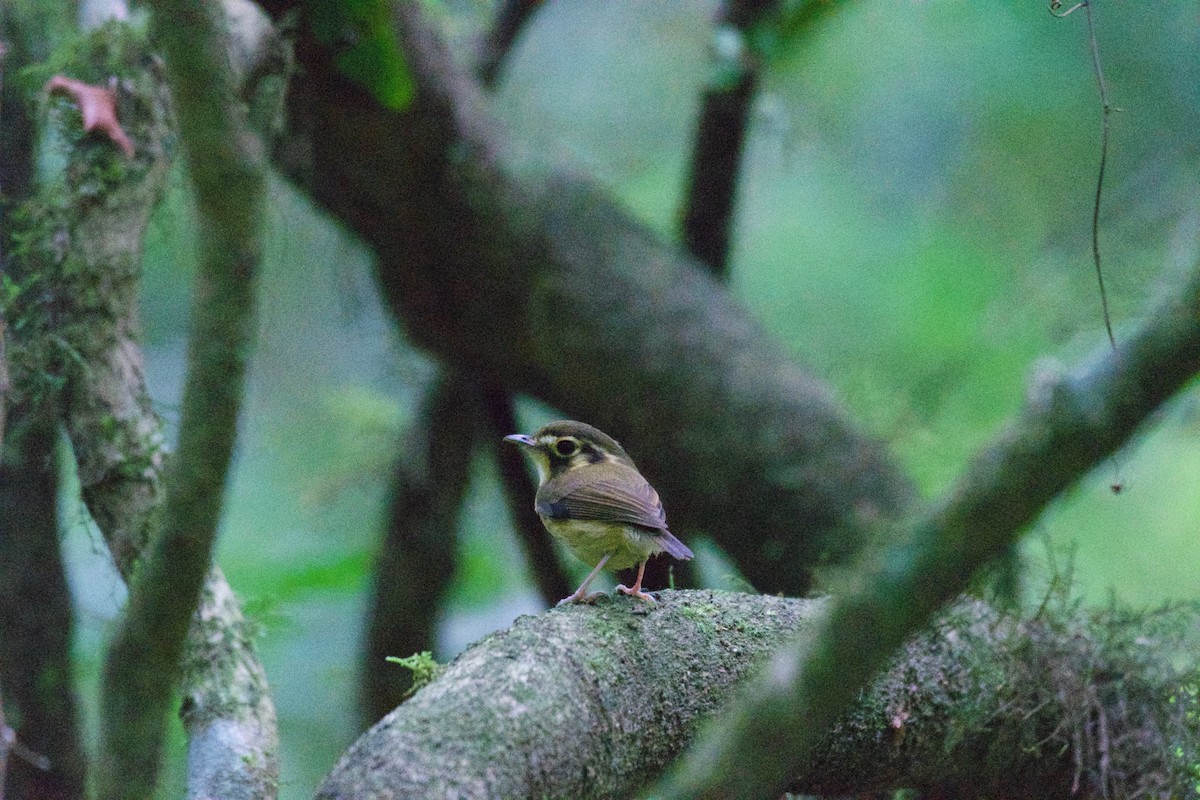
[307,0,415,111]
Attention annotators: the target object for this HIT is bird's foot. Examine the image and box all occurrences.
[616,584,657,603]
[556,590,608,607]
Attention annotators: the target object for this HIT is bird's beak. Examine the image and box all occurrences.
[503,434,537,448]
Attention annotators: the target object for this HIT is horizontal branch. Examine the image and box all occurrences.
[316,591,1199,799]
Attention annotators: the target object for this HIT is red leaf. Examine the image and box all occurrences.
[45,75,135,158]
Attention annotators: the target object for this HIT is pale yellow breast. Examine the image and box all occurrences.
[540,516,665,571]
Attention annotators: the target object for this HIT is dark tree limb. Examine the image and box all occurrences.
[95,2,271,796]
[476,0,542,89]
[653,256,1200,799]
[479,383,572,605]
[362,373,479,725]
[316,592,1199,799]
[0,13,99,800]
[680,0,773,277]
[268,0,915,597]
[0,416,87,800]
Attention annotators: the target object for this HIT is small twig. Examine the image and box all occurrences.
[1051,0,1117,351]
[0,691,52,800]
[1082,1,1117,352]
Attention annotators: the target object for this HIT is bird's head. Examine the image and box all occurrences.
[503,420,635,484]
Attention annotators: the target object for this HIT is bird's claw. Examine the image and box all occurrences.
[616,584,656,603]
[556,591,608,607]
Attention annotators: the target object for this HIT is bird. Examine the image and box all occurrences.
[504,420,693,605]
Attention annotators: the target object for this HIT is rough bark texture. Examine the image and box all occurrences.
[180,570,280,800]
[316,592,1199,799]
[266,0,916,597]
[321,591,825,799]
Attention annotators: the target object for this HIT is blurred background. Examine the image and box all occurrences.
[53,1,1199,796]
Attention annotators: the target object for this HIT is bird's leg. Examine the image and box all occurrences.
[557,553,613,606]
[616,561,655,603]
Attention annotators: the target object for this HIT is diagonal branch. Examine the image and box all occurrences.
[652,254,1200,799]
[267,0,915,597]
[475,0,542,89]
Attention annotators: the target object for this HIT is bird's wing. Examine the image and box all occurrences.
[537,468,668,532]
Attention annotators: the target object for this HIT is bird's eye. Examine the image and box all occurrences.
[554,438,579,457]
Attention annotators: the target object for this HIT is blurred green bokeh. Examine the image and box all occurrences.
[57,2,1200,797]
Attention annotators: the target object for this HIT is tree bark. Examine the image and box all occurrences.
[265,0,915,597]
[316,591,1198,799]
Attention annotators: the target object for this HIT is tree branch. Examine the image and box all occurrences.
[680,0,772,277]
[479,382,572,605]
[316,592,1199,799]
[475,0,541,89]
[362,373,478,725]
[653,256,1200,799]
[0,419,87,800]
[268,0,915,597]
[96,1,271,796]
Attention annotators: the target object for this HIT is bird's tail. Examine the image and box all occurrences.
[657,530,694,561]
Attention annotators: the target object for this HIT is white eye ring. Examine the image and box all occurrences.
[554,438,579,457]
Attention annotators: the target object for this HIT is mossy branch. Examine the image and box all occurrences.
[316,592,1199,799]
[96,1,270,797]
[654,256,1200,799]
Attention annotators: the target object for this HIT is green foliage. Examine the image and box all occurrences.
[1170,679,1200,794]
[15,18,147,92]
[306,0,415,110]
[385,651,443,698]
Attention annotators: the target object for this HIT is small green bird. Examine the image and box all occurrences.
[504,420,693,605]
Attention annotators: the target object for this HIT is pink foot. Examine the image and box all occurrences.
[616,584,656,603]
[556,590,608,607]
